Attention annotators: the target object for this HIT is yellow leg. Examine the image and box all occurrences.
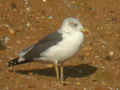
[60,64,71,85]
[60,64,64,82]
[54,64,60,81]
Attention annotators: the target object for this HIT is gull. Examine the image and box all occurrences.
[8,17,88,82]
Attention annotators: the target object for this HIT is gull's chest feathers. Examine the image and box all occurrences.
[40,32,84,62]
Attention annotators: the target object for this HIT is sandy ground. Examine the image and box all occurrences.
[0,0,120,90]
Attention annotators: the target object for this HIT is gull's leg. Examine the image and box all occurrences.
[60,64,71,85]
[60,64,64,82]
[54,64,60,81]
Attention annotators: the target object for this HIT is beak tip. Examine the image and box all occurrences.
[85,31,89,35]
[82,28,89,35]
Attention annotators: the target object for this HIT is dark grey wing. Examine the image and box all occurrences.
[18,45,34,57]
[23,31,62,60]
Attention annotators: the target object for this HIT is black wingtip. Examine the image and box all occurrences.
[8,57,19,67]
[8,57,33,67]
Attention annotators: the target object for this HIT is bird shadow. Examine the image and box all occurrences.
[15,64,97,79]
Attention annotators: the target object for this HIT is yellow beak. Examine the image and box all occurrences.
[81,28,89,34]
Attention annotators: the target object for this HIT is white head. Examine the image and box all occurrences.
[60,17,85,33]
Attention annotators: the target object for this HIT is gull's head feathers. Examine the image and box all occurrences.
[60,17,84,33]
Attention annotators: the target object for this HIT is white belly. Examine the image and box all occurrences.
[40,32,84,63]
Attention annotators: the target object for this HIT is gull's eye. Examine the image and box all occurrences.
[73,23,78,27]
[69,22,78,27]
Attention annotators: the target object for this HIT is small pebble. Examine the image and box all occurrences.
[26,7,31,12]
[101,66,105,69]
[3,36,9,44]
[24,0,29,5]
[41,16,45,19]
[107,87,114,90]
[83,46,92,51]
[96,26,104,30]
[26,36,31,40]
[116,88,119,90]
[5,87,9,90]
[42,0,46,2]
[48,16,53,19]
[95,56,100,58]
[0,36,9,50]
[9,28,15,35]
[109,51,114,56]
[25,22,31,28]
[16,41,21,44]
[101,45,105,48]
[83,88,87,90]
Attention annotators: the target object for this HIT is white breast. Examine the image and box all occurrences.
[40,31,84,64]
